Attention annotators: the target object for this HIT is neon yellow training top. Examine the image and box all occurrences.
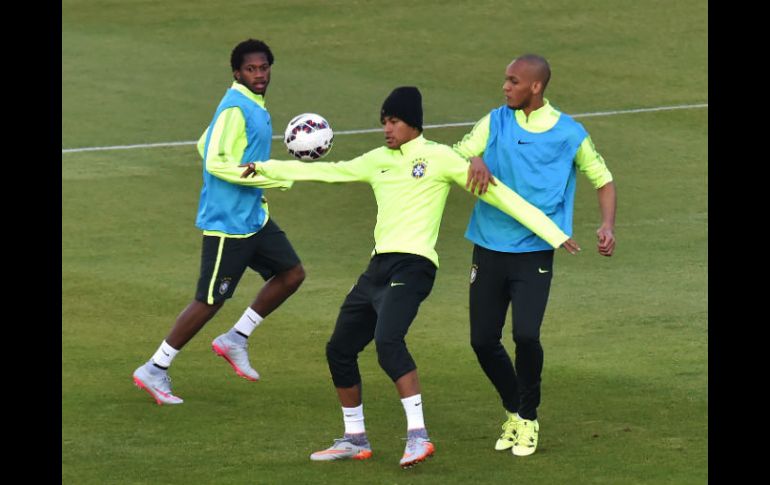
[246,135,568,267]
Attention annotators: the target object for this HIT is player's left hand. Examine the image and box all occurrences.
[466,156,496,195]
[561,237,581,255]
[596,226,615,256]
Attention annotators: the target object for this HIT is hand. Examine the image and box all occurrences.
[465,156,496,195]
[239,162,257,178]
[596,226,615,256]
[561,237,581,255]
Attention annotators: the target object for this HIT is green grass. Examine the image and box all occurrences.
[63,1,707,483]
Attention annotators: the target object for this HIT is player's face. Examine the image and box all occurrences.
[234,52,271,95]
[502,60,537,110]
[382,116,419,149]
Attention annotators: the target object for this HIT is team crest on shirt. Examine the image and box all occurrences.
[218,277,232,295]
[411,158,428,178]
[470,264,478,284]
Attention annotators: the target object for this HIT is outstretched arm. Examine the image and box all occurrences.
[443,148,579,253]
[479,181,580,254]
[240,153,375,184]
[200,109,292,189]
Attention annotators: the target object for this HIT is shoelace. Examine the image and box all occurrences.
[500,418,518,437]
[404,437,428,453]
[158,373,173,392]
[517,422,536,443]
[228,340,249,354]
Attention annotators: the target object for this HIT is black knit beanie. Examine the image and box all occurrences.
[380,86,423,131]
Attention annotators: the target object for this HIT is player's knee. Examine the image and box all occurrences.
[326,341,360,386]
[326,340,356,368]
[284,264,305,291]
[513,331,541,347]
[374,339,412,379]
[470,330,501,354]
[471,339,502,358]
[326,340,343,361]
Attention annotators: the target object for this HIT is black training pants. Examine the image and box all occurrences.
[469,245,554,420]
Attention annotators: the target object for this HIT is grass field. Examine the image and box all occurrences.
[62,1,707,483]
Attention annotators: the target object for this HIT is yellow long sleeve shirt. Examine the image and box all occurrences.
[250,135,569,267]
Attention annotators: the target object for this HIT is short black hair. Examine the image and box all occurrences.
[230,39,274,71]
[516,54,551,90]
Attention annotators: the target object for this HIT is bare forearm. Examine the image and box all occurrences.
[597,181,616,229]
[595,181,617,256]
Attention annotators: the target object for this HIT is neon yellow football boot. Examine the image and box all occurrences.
[494,412,521,451]
[512,419,539,456]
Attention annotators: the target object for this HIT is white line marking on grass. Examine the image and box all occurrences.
[61,103,707,154]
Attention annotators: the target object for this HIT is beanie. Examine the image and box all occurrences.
[380,86,423,131]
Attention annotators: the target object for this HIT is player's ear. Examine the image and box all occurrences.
[531,80,543,95]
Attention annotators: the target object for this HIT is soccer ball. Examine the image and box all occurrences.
[283,113,334,160]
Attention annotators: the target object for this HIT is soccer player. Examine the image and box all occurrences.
[240,86,579,468]
[454,54,617,456]
[132,39,306,405]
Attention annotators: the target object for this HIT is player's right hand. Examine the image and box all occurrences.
[596,226,615,257]
[239,162,257,178]
[466,156,496,195]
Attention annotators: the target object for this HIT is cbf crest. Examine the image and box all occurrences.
[411,158,428,178]
[218,277,232,295]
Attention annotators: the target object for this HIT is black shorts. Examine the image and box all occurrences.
[194,218,301,304]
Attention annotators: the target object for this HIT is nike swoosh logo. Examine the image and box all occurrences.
[538,268,549,273]
[390,282,405,287]
[247,315,257,323]
[154,388,173,398]
[414,402,422,406]
[517,140,533,144]
[161,350,170,356]
[381,169,390,173]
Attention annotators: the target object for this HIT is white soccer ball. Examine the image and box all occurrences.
[283,113,334,161]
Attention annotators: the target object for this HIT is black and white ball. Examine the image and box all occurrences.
[283,113,334,161]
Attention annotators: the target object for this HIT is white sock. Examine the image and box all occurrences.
[342,404,366,435]
[233,307,263,337]
[401,394,425,430]
[151,340,179,368]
